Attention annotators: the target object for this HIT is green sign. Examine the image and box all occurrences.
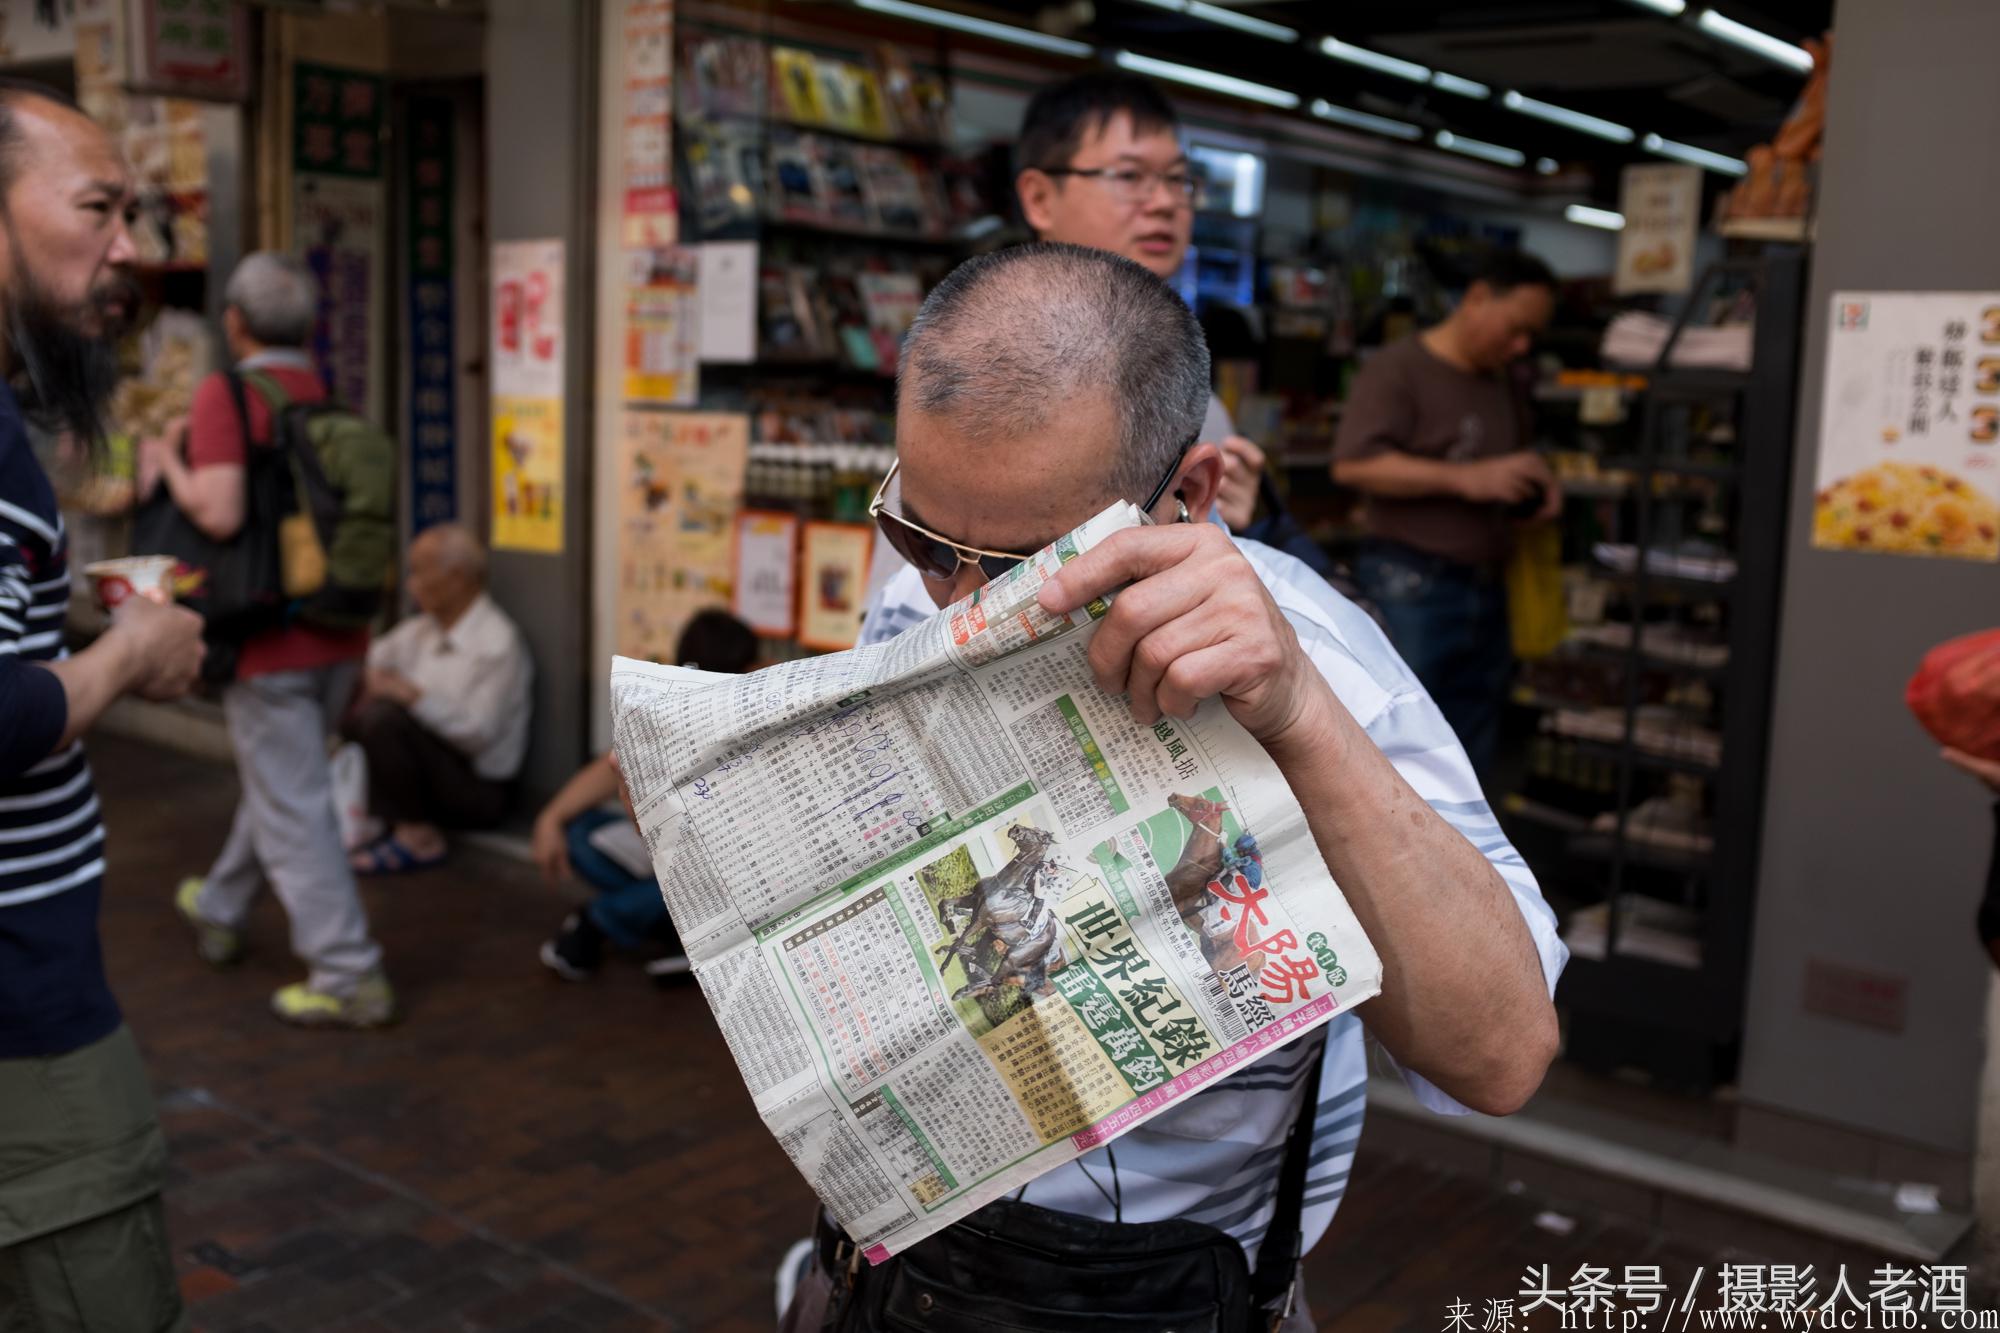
[293,62,385,178]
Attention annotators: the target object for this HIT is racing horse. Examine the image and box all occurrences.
[934,824,1066,1000]
[1163,793,1252,972]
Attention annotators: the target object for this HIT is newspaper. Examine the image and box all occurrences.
[610,501,1383,1261]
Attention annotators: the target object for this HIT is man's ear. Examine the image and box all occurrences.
[1016,168,1058,235]
[1160,441,1224,525]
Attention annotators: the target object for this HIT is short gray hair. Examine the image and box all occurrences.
[417,522,487,584]
[224,251,318,348]
[898,242,1210,500]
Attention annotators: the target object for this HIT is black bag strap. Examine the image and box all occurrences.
[1250,1029,1326,1327]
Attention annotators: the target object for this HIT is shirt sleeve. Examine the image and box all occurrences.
[1331,353,1417,464]
[856,564,932,647]
[0,540,66,775]
[1362,684,1569,1115]
[183,371,250,470]
[366,616,416,673]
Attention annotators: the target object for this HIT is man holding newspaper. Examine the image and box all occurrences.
[617,243,1564,1331]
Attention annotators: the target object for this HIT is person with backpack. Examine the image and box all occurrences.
[147,251,396,1029]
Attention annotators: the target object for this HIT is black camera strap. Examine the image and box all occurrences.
[1251,1030,1327,1329]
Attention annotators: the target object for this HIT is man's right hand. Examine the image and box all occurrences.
[111,595,204,701]
[1455,452,1556,506]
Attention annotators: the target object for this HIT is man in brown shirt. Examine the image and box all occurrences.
[1332,251,1560,779]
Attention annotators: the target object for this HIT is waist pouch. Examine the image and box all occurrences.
[816,1198,1258,1333]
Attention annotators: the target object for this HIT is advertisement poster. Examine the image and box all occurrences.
[492,395,564,554]
[617,411,750,660]
[405,95,456,531]
[624,247,699,404]
[127,0,251,101]
[797,522,874,651]
[621,0,677,247]
[1614,163,1699,297]
[698,240,758,363]
[492,239,564,400]
[733,509,798,637]
[296,173,383,418]
[1813,292,2000,562]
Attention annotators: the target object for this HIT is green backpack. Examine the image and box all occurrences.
[239,370,397,630]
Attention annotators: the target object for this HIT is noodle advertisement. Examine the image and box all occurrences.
[1813,291,2000,562]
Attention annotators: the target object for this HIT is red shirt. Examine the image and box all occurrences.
[184,361,371,679]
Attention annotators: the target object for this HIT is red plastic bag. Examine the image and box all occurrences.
[1907,629,2000,759]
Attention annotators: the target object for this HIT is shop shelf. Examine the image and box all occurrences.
[1553,638,1731,682]
[1566,832,1712,876]
[1567,737,1720,777]
[1599,455,1739,480]
[1589,567,1735,601]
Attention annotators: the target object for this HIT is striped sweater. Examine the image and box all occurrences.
[0,384,117,1060]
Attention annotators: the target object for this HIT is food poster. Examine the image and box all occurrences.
[491,395,564,554]
[798,522,875,651]
[620,0,677,247]
[733,510,799,638]
[1813,292,2000,562]
[1613,163,1699,297]
[624,246,699,404]
[617,412,750,661]
[491,239,565,400]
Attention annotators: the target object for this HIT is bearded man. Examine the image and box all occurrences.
[0,79,206,1328]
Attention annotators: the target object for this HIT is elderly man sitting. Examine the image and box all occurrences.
[344,523,532,874]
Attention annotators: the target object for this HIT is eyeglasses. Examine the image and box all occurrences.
[867,438,1195,585]
[1041,165,1204,209]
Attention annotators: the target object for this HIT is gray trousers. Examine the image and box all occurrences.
[197,663,383,992]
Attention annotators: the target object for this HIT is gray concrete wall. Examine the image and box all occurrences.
[1741,0,2000,1156]
[483,0,596,805]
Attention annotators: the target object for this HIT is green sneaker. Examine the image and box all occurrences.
[174,878,244,966]
[270,971,396,1029]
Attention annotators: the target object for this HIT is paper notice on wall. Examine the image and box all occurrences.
[492,394,564,554]
[492,239,564,400]
[797,522,875,651]
[1813,292,2000,562]
[1613,163,1699,296]
[621,0,677,247]
[296,173,385,422]
[624,247,699,404]
[617,411,750,661]
[733,509,798,637]
[699,241,758,363]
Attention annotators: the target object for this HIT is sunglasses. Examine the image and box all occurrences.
[867,439,1195,585]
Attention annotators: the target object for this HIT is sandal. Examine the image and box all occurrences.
[350,835,448,876]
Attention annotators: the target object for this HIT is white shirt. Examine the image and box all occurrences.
[367,593,533,781]
[858,539,1566,1264]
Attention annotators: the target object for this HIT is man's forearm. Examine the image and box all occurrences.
[1332,452,1469,501]
[39,632,139,751]
[1266,691,1557,1114]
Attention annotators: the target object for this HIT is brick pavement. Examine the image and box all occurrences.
[83,734,1928,1332]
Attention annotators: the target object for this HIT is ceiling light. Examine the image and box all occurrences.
[1435,130,1525,168]
[1430,71,1490,99]
[1501,90,1635,143]
[1695,9,1814,73]
[854,0,1093,55]
[1536,157,1560,175]
[1565,204,1626,230]
[1641,132,1748,177]
[1186,1,1297,41]
[1113,51,1300,108]
[1318,36,1430,84]
[1309,99,1423,141]
[1624,0,1687,13]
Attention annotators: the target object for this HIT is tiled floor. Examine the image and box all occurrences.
[81,734,1966,1331]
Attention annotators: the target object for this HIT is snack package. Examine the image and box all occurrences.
[1907,628,2000,760]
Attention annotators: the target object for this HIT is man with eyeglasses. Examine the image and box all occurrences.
[779,242,1562,1330]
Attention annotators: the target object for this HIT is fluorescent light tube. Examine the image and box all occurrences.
[1500,90,1636,143]
[1695,9,1814,72]
[1625,0,1687,13]
[1309,99,1423,141]
[1318,36,1430,84]
[1641,132,1749,177]
[854,0,1093,55]
[1566,204,1626,230]
[1186,1,1297,41]
[1536,157,1560,175]
[1430,70,1491,99]
[1435,130,1525,168]
[1114,51,1300,108]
